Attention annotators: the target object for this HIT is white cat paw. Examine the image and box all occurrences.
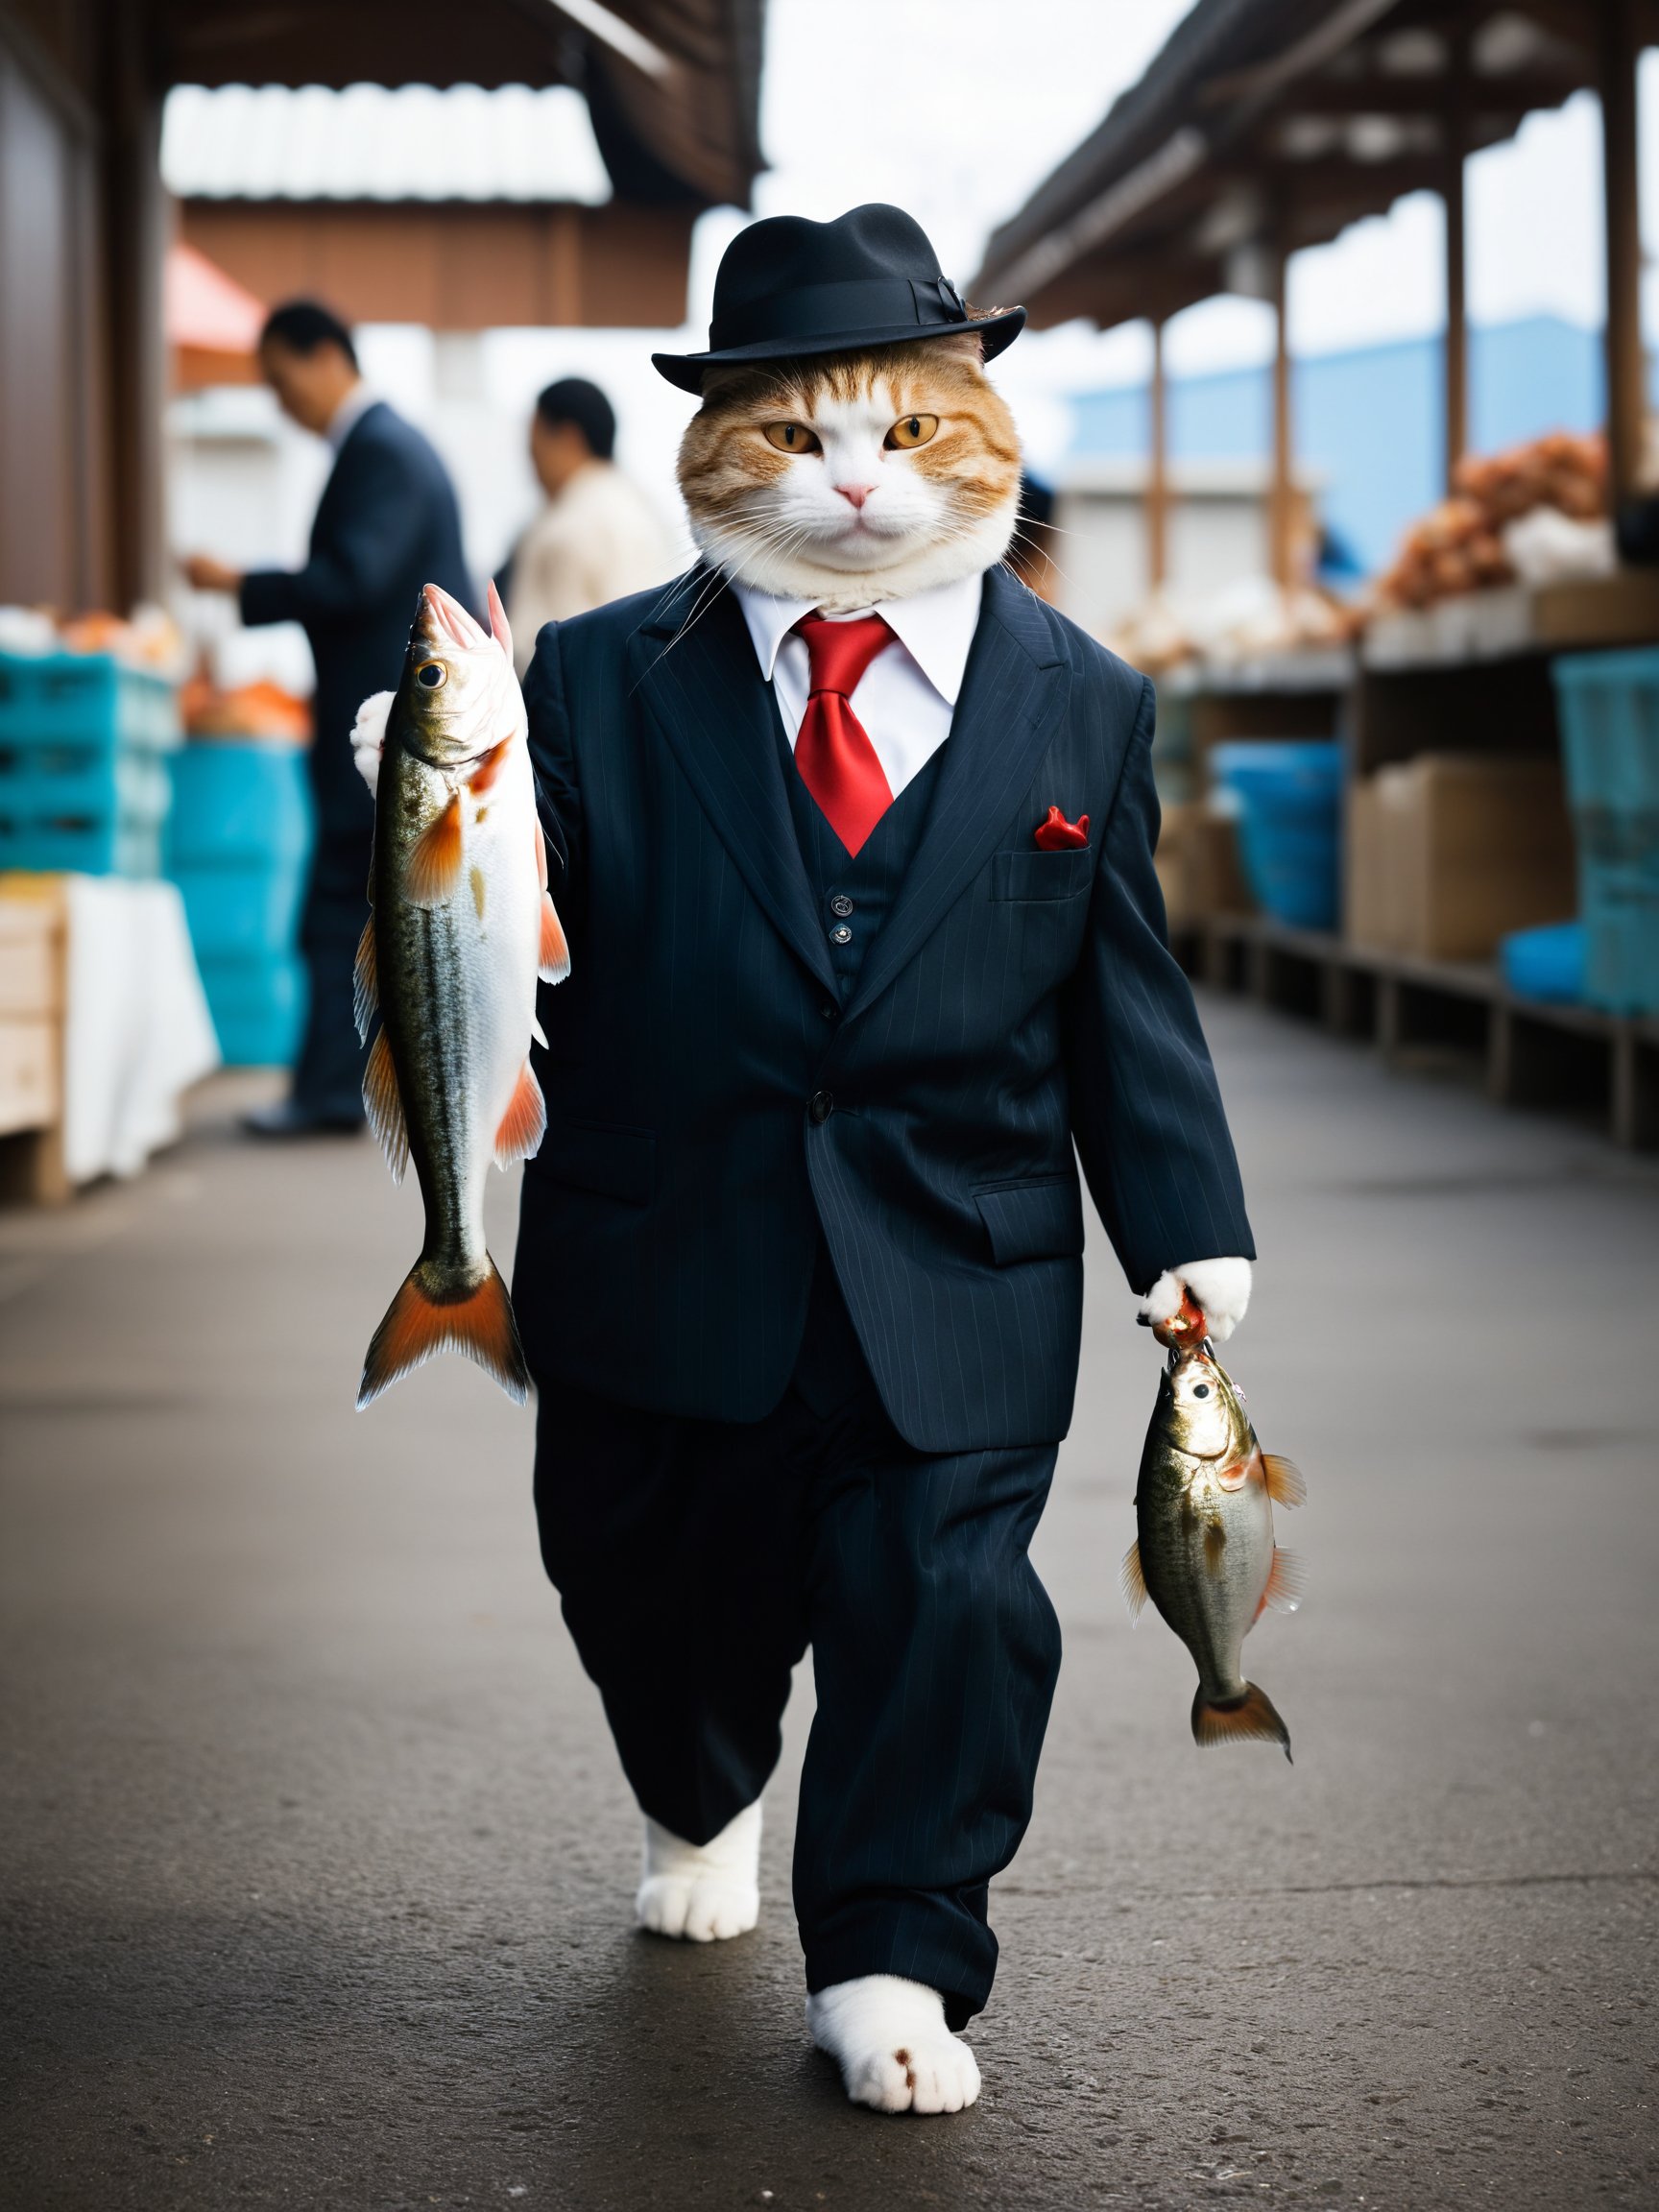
[807,1974,981,2115]
[635,1802,761,1944]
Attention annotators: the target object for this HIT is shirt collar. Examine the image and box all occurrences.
[325,382,376,453]
[731,569,986,706]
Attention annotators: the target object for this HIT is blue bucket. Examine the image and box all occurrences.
[1500,921,1585,1004]
[1211,740,1344,931]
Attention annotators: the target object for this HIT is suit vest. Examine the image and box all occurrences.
[776,712,948,1003]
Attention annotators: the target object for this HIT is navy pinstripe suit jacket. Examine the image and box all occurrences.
[512,565,1252,1454]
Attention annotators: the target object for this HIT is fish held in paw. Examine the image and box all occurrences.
[806,1975,981,2115]
[635,1801,761,1943]
[354,579,571,1409]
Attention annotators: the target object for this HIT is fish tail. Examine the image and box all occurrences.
[357,1256,530,1409]
[1190,1681,1292,1764]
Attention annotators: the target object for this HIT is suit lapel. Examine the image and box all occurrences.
[847,567,1068,1021]
[633,574,839,997]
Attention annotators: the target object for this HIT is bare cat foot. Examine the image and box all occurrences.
[635,1801,761,1942]
[806,1974,981,2114]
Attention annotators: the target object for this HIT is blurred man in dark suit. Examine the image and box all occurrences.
[184,300,475,1137]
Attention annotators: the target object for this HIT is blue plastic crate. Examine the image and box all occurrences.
[173,861,306,962]
[1211,740,1344,931]
[167,743,312,870]
[1501,921,1585,1004]
[197,953,306,1068]
[0,652,179,749]
[0,651,180,876]
[1551,649,1659,1013]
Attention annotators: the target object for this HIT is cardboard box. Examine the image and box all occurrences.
[1346,755,1576,962]
[1344,777,1390,949]
[1156,802,1249,926]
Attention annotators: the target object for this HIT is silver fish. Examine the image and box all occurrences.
[1124,1295,1306,1757]
[353,581,568,1407]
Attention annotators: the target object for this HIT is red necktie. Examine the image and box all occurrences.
[792,614,895,856]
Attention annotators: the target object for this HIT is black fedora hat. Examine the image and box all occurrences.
[652,204,1024,395]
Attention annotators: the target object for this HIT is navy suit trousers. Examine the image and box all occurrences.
[531,1256,1061,2026]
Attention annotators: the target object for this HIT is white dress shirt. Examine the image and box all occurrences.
[731,571,985,798]
[324,380,377,453]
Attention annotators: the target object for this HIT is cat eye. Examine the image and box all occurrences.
[885,414,939,450]
[763,421,822,454]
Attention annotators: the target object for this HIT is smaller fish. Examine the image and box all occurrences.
[1124,1290,1306,1759]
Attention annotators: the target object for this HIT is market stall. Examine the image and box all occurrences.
[974,0,1659,1149]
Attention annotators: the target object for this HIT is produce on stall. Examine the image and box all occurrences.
[1373,433,1610,611]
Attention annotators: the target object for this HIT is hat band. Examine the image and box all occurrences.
[709,274,968,353]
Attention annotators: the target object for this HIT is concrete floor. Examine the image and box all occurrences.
[1,999,1655,2212]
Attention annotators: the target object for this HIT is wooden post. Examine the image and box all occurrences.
[1443,35,1469,490]
[1147,316,1168,591]
[1268,236,1293,589]
[102,8,168,608]
[1600,0,1644,508]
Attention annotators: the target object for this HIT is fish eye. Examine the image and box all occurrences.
[885,413,939,450]
[417,661,446,689]
[763,421,821,454]
[1192,1383,1210,1398]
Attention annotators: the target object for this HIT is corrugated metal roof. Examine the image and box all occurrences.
[160,84,613,204]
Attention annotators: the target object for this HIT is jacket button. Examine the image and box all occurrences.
[829,923,853,946]
[808,1090,834,1124]
[821,1001,839,1022]
[829,893,854,917]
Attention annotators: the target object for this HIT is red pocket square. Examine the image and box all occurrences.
[1034,805,1090,852]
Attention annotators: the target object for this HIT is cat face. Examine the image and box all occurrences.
[677,335,1022,610]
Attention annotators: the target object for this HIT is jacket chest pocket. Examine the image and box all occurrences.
[990,847,1094,975]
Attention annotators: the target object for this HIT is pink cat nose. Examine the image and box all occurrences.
[834,483,874,510]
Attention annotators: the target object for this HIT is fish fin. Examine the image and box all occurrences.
[1121,1540,1148,1622]
[1191,1682,1292,1764]
[494,1061,546,1168]
[467,735,514,797]
[352,917,378,1043]
[362,1028,409,1184]
[405,792,463,907]
[358,1257,529,1409]
[530,1013,548,1048]
[1263,1546,1307,1614]
[1262,1453,1306,1508]
[534,815,550,892]
[487,576,514,661]
[539,892,570,984]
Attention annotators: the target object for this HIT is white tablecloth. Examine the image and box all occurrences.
[61,877,221,1182]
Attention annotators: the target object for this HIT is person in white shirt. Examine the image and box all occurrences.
[501,378,674,671]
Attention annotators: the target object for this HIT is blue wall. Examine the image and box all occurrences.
[1067,317,1614,575]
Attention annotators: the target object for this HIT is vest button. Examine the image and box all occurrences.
[821,1002,839,1022]
[829,923,853,946]
[829,893,854,918]
[808,1090,834,1124]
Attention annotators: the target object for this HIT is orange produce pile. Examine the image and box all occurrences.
[181,675,313,743]
[1375,431,1608,609]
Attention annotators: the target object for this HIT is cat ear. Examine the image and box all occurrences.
[932,329,988,367]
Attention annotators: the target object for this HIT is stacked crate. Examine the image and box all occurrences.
[167,746,312,1066]
[1553,648,1659,1015]
[0,652,179,877]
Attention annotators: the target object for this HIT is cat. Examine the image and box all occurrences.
[676,329,1022,613]
[624,326,1025,2117]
